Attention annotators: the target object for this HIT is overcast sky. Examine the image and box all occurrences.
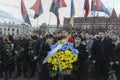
[0,0,120,27]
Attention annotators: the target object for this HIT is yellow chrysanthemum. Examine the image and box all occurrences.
[48,50,78,72]
[52,58,58,65]
[47,57,52,63]
[72,54,78,62]
[67,64,73,69]
[52,66,58,71]
[65,50,72,55]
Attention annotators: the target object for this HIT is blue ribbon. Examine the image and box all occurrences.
[43,40,79,64]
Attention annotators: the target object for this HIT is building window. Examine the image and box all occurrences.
[17,33,19,35]
[8,28,10,31]
[12,33,14,36]
[17,29,19,32]
[0,28,2,33]
[8,33,10,35]
[17,29,19,34]
[4,28,6,31]
[12,29,14,31]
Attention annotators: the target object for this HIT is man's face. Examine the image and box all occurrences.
[19,34,25,39]
[85,33,90,39]
[61,30,68,37]
[98,32,105,39]
[112,35,117,41]
[56,32,61,37]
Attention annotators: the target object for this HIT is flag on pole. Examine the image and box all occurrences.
[91,0,110,16]
[21,0,31,25]
[49,0,67,26]
[60,0,67,7]
[84,0,90,17]
[30,0,43,19]
[70,0,75,27]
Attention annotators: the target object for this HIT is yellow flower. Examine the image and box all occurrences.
[72,54,78,62]
[60,62,67,70]
[65,50,71,55]
[52,58,58,65]
[48,50,78,72]
[52,66,58,71]
[47,57,52,63]
[52,65,58,71]
[67,64,73,69]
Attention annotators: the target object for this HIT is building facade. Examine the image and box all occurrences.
[0,22,34,35]
[63,9,120,36]
[39,23,63,35]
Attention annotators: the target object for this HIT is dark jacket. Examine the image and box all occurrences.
[74,44,88,61]
[74,43,89,80]
[13,38,29,56]
[114,42,120,61]
[0,37,4,52]
[34,38,45,56]
[91,38,113,62]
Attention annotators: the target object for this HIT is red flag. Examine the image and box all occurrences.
[21,0,31,25]
[60,0,67,7]
[50,0,67,26]
[91,0,110,16]
[30,0,43,19]
[84,0,90,17]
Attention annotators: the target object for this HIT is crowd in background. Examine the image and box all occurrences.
[0,29,120,80]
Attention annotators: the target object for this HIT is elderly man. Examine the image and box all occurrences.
[13,33,29,79]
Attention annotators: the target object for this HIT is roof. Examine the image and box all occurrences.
[110,8,117,19]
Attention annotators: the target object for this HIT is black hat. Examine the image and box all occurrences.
[73,34,82,39]
[45,33,53,38]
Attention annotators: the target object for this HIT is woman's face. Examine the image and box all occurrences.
[46,37,53,44]
[74,37,81,44]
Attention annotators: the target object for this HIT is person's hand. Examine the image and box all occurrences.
[15,51,18,54]
[115,61,119,65]
[31,50,34,53]
[92,60,96,64]
[21,48,24,51]
[33,56,37,60]
[110,61,114,66]
[6,49,9,52]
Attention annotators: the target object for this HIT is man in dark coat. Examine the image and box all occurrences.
[113,40,120,80]
[91,32,113,80]
[0,32,4,78]
[112,35,120,80]
[13,33,29,78]
[33,36,45,80]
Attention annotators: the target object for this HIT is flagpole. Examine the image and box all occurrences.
[82,0,85,31]
[91,11,95,34]
[37,18,39,27]
[57,17,59,32]
[48,13,52,25]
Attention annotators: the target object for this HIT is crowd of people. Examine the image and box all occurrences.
[0,29,120,80]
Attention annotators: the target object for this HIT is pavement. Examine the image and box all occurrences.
[0,72,39,80]
[0,69,95,80]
